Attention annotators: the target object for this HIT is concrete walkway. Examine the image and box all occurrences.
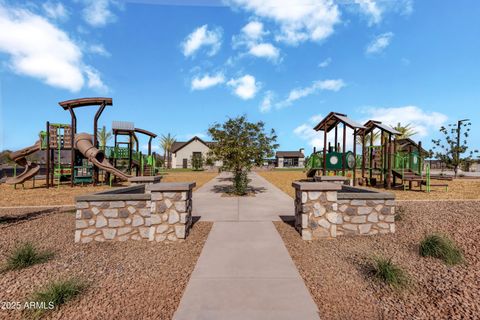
[174,172,319,320]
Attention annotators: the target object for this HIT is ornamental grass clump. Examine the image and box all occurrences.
[371,256,409,288]
[3,242,53,271]
[27,278,86,319]
[419,233,464,265]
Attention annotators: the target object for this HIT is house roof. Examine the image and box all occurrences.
[171,136,214,153]
[313,112,365,132]
[359,120,401,136]
[276,151,305,158]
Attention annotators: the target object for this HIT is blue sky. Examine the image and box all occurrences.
[0,0,479,156]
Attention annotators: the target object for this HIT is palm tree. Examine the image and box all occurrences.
[356,131,380,146]
[393,122,418,139]
[97,125,112,150]
[160,133,176,169]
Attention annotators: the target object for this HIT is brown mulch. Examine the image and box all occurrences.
[275,201,480,319]
[0,211,212,320]
[0,172,218,207]
[258,171,480,200]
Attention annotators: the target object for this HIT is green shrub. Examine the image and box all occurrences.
[371,256,408,288]
[27,278,86,318]
[3,242,53,271]
[419,233,464,265]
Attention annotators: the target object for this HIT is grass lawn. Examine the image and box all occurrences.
[257,171,480,200]
[0,211,212,319]
[275,200,480,319]
[0,171,217,207]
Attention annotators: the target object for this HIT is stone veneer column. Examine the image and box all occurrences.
[146,182,195,242]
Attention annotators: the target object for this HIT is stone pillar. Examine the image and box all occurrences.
[147,182,196,242]
[292,182,342,240]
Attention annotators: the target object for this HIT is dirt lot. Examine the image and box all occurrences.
[0,210,212,319]
[275,200,480,319]
[258,171,480,200]
[0,171,217,207]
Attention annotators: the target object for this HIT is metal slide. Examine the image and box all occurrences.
[74,133,131,181]
[6,140,42,185]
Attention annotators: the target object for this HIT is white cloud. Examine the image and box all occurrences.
[260,90,274,113]
[84,66,108,92]
[191,73,225,90]
[228,0,341,45]
[248,43,279,60]
[42,1,69,21]
[89,43,111,57]
[233,21,280,62]
[227,74,259,100]
[318,57,331,68]
[354,0,382,25]
[182,24,222,57]
[366,32,394,54]
[360,106,448,137]
[82,0,118,27]
[279,79,345,107]
[0,5,107,92]
[242,20,266,40]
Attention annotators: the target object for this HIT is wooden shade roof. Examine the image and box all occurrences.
[313,112,365,132]
[358,120,401,136]
[59,97,112,110]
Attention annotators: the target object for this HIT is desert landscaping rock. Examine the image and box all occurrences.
[275,200,480,319]
[0,211,212,320]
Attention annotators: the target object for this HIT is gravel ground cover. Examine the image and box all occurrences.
[0,211,212,319]
[275,200,480,319]
[258,171,480,200]
[0,172,217,207]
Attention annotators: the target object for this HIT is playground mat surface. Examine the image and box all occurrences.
[0,210,212,320]
[275,200,480,319]
[0,171,218,207]
[258,171,480,200]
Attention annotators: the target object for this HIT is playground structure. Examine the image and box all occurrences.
[105,121,158,177]
[305,112,450,192]
[6,97,159,188]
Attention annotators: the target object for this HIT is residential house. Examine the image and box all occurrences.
[170,136,221,169]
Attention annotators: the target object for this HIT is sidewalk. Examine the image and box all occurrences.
[174,172,319,320]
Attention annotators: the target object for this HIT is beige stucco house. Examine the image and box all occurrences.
[171,136,222,169]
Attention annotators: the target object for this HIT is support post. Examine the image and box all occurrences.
[369,130,374,183]
[93,103,106,185]
[386,134,392,189]
[323,123,327,175]
[334,126,338,152]
[68,108,77,188]
[353,129,357,186]
[46,121,50,189]
[342,123,346,177]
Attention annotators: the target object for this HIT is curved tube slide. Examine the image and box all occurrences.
[74,133,131,181]
[6,140,41,185]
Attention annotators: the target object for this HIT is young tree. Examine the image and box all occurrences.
[393,122,418,139]
[97,126,112,150]
[160,133,176,169]
[208,115,278,195]
[431,120,478,177]
[191,153,204,171]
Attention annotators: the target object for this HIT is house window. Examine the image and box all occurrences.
[284,157,299,167]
